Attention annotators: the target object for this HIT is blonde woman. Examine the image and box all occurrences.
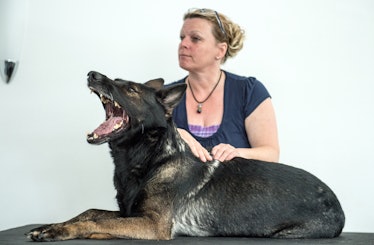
[172,8,279,163]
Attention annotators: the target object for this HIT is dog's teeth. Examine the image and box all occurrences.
[114,101,120,108]
[100,94,108,104]
[113,121,123,130]
[93,133,98,139]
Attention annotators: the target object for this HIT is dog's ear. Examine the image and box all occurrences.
[157,84,187,117]
[145,78,164,91]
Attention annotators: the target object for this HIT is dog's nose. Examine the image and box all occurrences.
[87,71,104,81]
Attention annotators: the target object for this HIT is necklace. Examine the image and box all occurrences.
[187,70,223,113]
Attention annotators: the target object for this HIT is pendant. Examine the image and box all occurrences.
[197,103,202,113]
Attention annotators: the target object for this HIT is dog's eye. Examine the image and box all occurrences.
[127,86,138,93]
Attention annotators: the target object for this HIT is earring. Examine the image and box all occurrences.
[215,56,220,60]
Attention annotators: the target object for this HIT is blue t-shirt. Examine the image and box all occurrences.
[171,71,271,149]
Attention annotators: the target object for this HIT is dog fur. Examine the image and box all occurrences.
[27,71,345,241]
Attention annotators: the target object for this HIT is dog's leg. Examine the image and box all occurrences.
[27,210,172,241]
[27,209,120,241]
[63,208,120,223]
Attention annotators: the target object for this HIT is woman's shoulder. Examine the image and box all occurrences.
[224,71,263,89]
[224,70,271,108]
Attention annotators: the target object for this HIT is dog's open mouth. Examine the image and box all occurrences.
[87,90,129,144]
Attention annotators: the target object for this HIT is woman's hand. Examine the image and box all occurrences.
[177,128,213,162]
[211,143,240,162]
[177,129,239,162]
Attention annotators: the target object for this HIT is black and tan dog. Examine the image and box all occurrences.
[27,71,345,241]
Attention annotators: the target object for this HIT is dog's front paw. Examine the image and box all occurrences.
[26,224,69,242]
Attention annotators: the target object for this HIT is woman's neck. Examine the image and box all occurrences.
[187,69,223,90]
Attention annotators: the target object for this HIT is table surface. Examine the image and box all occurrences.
[1,225,373,245]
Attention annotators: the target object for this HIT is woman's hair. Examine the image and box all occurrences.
[184,8,245,63]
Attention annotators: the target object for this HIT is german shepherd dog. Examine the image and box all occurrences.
[27,71,345,241]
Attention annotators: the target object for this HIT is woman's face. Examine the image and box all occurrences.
[178,18,221,72]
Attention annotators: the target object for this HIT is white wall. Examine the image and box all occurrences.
[0,0,373,233]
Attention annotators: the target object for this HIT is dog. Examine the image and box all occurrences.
[27,71,345,241]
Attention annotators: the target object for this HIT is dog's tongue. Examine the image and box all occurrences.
[93,117,123,136]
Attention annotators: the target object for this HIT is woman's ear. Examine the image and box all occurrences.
[217,42,228,60]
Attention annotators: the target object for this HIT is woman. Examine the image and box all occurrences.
[173,8,279,163]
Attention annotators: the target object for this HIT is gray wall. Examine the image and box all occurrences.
[1,0,373,232]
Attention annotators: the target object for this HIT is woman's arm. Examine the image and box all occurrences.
[211,98,280,162]
[178,98,279,163]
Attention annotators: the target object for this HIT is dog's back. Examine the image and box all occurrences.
[170,158,344,238]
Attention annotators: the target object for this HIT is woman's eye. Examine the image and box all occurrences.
[191,36,201,42]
